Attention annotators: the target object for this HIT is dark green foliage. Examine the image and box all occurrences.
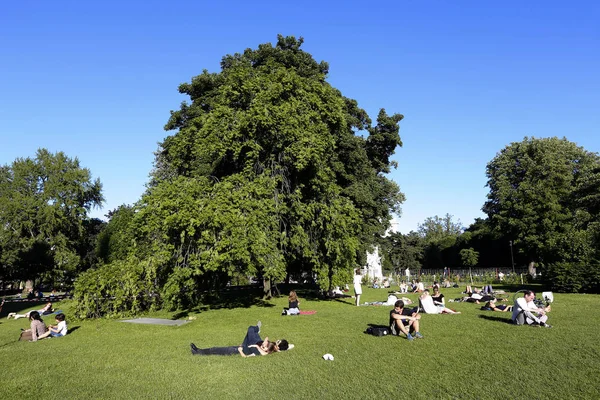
[483,137,599,264]
[379,231,424,272]
[96,205,135,264]
[459,248,479,268]
[544,261,600,293]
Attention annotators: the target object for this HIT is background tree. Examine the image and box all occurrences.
[483,137,600,292]
[417,214,462,269]
[0,149,103,286]
[459,248,479,268]
[380,231,424,274]
[96,205,135,264]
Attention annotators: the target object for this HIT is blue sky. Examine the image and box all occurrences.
[1,1,598,233]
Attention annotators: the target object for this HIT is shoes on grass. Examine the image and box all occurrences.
[414,332,424,339]
[406,333,414,341]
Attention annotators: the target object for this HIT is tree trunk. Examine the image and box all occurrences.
[263,278,272,299]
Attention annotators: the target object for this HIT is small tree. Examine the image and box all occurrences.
[459,248,479,268]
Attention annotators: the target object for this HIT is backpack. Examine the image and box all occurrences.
[366,327,391,336]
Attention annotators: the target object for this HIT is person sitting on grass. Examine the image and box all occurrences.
[431,286,445,306]
[190,322,293,357]
[23,311,48,342]
[511,290,552,328]
[389,300,423,341]
[282,290,300,315]
[481,298,512,312]
[399,281,408,293]
[37,313,68,339]
[419,290,461,314]
[412,279,425,293]
[8,302,54,320]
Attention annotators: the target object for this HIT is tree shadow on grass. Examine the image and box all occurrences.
[478,314,514,325]
[198,287,277,310]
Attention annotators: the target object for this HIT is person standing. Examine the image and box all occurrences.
[353,268,363,307]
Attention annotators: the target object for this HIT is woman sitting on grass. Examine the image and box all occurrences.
[420,290,461,314]
[282,290,300,315]
[22,311,48,342]
[431,287,445,306]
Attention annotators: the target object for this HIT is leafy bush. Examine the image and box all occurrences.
[73,256,158,318]
[544,261,600,293]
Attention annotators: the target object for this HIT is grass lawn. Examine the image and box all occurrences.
[1,285,599,399]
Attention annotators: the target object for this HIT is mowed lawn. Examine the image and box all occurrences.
[1,286,599,400]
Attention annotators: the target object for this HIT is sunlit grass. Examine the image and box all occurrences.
[1,286,598,399]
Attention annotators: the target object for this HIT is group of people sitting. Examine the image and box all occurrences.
[386,282,552,340]
[5,301,69,342]
[21,311,68,341]
[398,279,425,294]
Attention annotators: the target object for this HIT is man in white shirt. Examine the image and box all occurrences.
[511,290,551,328]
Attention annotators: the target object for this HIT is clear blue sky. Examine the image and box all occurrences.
[1,1,598,233]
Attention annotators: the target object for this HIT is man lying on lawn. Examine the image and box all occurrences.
[190,321,292,357]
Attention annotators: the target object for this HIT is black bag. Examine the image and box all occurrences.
[366,327,391,336]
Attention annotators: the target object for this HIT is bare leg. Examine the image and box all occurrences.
[355,295,360,306]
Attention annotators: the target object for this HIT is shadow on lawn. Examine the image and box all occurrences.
[68,326,81,334]
[478,314,514,324]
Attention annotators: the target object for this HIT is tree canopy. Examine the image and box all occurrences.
[483,137,600,292]
[0,149,103,284]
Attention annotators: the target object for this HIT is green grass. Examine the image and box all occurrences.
[1,286,599,399]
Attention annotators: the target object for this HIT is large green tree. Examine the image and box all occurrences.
[153,35,403,296]
[76,35,404,313]
[0,149,103,285]
[483,137,600,292]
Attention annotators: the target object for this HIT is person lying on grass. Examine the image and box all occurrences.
[419,290,461,314]
[8,302,54,320]
[481,299,512,312]
[389,300,424,341]
[190,321,292,357]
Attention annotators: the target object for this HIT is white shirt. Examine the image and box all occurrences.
[511,297,538,322]
[56,320,68,335]
[420,294,440,314]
